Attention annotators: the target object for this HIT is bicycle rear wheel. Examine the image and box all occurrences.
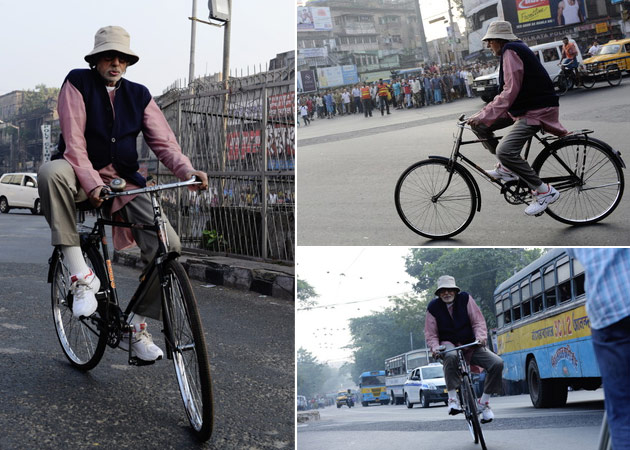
[51,245,108,371]
[162,260,213,442]
[605,64,622,87]
[533,138,624,225]
[581,70,595,89]
[394,159,477,239]
[462,375,487,450]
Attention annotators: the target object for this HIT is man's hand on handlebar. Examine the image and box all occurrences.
[186,170,208,191]
[89,186,108,208]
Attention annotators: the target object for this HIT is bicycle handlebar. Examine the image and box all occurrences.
[101,177,201,200]
[437,340,481,355]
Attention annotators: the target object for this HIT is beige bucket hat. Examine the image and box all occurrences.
[85,26,140,65]
[435,275,460,296]
[482,20,519,42]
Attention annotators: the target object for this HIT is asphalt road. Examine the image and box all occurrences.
[297,80,630,246]
[297,389,606,450]
[0,211,295,450]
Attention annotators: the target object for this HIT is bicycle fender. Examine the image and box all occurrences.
[546,136,626,169]
[47,247,61,283]
[428,155,482,212]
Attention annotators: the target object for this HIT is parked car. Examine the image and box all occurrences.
[472,39,583,102]
[582,38,630,74]
[403,363,448,408]
[0,172,41,215]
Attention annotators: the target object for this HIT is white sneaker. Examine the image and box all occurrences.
[485,163,519,182]
[448,398,463,415]
[120,323,164,361]
[524,184,560,216]
[70,269,100,318]
[477,400,494,423]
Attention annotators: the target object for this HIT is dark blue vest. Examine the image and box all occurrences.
[427,292,476,345]
[499,41,558,117]
[58,68,152,187]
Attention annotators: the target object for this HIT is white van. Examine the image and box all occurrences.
[472,39,582,102]
[0,172,41,215]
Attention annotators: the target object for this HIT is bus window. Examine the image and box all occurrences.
[522,299,531,317]
[533,294,543,313]
[573,258,586,297]
[512,305,521,321]
[502,295,511,320]
[544,265,557,308]
[497,312,504,328]
[504,309,511,324]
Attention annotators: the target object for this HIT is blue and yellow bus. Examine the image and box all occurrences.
[494,248,601,408]
[358,370,390,407]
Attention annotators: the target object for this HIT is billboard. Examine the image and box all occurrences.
[316,65,359,88]
[297,6,333,31]
[298,70,317,93]
[502,0,587,33]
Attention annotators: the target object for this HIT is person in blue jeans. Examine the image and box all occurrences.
[566,248,630,450]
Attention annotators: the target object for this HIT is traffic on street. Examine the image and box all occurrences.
[298,389,605,450]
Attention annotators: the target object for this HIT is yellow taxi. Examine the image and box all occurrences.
[583,38,630,73]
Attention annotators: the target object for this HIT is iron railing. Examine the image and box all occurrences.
[153,68,295,263]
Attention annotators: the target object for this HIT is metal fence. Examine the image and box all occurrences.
[151,68,295,263]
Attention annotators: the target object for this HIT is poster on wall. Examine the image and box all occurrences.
[297,6,332,31]
[501,0,587,33]
[298,70,317,93]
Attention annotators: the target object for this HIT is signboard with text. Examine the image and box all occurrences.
[501,0,587,34]
[297,6,332,32]
[316,65,359,88]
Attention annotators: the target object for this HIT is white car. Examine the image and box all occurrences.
[403,363,448,408]
[0,172,41,215]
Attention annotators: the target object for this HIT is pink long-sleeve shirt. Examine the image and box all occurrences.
[473,48,567,137]
[57,77,195,249]
[424,294,488,355]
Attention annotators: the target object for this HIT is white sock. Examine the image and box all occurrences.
[448,390,457,401]
[480,393,491,404]
[535,183,550,194]
[128,313,147,326]
[61,246,90,277]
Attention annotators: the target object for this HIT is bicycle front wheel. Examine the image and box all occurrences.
[462,375,487,450]
[51,246,108,371]
[553,74,569,96]
[534,139,624,225]
[394,159,477,239]
[162,260,213,442]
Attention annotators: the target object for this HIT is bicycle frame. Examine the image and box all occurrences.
[429,117,601,208]
[76,178,199,365]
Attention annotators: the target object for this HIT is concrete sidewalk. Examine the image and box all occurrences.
[113,247,294,301]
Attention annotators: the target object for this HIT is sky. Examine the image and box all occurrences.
[0,0,295,96]
[296,247,418,366]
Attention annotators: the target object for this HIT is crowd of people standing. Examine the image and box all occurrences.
[297,62,497,124]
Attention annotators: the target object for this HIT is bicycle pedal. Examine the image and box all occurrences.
[129,356,157,366]
[535,211,545,217]
[480,418,493,424]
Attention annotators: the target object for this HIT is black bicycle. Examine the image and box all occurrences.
[48,177,213,442]
[394,114,625,239]
[438,341,487,450]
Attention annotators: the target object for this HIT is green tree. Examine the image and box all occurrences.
[405,248,546,327]
[297,347,327,398]
[20,84,59,116]
[348,310,410,381]
[297,278,319,310]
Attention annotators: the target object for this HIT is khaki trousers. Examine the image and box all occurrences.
[442,343,504,395]
[38,159,181,319]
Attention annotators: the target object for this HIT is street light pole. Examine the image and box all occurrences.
[189,0,197,89]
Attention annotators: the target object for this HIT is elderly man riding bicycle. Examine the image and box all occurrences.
[425,275,504,423]
[467,20,568,216]
[38,25,208,362]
